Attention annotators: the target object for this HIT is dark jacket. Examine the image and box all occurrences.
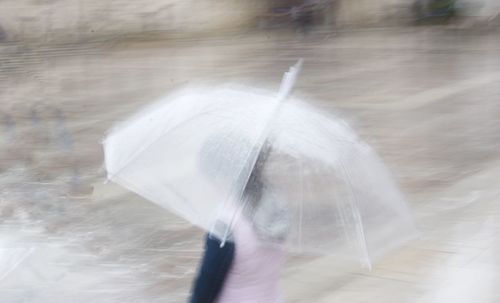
[189,234,235,303]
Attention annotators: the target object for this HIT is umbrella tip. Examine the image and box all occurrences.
[293,58,304,71]
[278,59,304,100]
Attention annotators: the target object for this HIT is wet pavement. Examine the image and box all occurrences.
[1,28,500,302]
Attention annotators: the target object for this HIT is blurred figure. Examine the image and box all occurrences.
[292,0,327,35]
[413,0,457,22]
[260,0,331,35]
[0,24,5,41]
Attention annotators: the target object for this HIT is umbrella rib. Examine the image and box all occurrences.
[339,156,372,269]
[112,174,200,223]
[221,61,303,242]
[107,106,225,179]
[218,126,266,243]
[297,158,305,250]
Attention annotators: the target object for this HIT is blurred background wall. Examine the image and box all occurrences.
[458,0,500,17]
[335,0,410,26]
[0,0,266,42]
[0,0,499,43]
[335,0,500,26]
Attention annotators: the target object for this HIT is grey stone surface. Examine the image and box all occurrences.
[1,28,500,302]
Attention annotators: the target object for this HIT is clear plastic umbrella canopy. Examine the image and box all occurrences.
[103,64,416,268]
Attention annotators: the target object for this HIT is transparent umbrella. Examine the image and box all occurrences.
[103,62,416,268]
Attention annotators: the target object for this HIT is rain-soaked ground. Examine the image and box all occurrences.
[1,27,500,302]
